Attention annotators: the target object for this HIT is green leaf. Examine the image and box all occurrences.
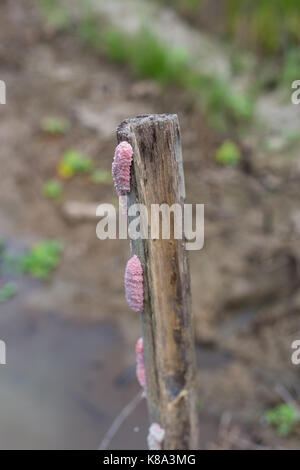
[21,241,63,280]
[265,403,299,437]
[43,179,63,199]
[58,149,94,178]
[216,140,241,166]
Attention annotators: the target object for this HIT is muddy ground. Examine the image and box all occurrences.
[0,1,299,449]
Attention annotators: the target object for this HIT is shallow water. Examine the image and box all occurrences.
[0,271,148,450]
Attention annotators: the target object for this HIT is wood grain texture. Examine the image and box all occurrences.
[117,114,198,450]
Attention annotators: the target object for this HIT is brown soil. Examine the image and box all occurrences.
[0,0,300,449]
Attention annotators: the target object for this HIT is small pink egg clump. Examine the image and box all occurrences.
[136,337,147,390]
[112,141,133,196]
[119,195,127,215]
[147,423,165,450]
[124,255,144,313]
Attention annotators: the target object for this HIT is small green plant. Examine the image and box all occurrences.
[129,28,190,85]
[41,117,70,135]
[43,179,63,199]
[195,77,253,128]
[58,149,94,178]
[216,140,241,166]
[104,29,131,63]
[21,241,63,280]
[0,241,63,279]
[0,282,17,303]
[91,169,113,185]
[265,403,299,437]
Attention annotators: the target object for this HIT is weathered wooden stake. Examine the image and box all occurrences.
[117,114,198,450]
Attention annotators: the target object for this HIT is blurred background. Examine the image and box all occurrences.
[0,0,300,449]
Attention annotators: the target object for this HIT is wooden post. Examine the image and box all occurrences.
[117,114,198,450]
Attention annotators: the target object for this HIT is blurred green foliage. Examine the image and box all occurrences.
[38,0,70,30]
[216,140,241,166]
[160,0,300,56]
[187,74,253,129]
[0,253,24,276]
[0,239,5,256]
[0,240,63,280]
[79,18,253,128]
[91,169,112,185]
[265,404,299,437]
[43,179,63,199]
[282,48,300,86]
[128,30,189,85]
[41,117,70,135]
[80,20,190,85]
[284,131,300,147]
[228,0,300,55]
[37,2,253,128]
[58,149,94,178]
[79,15,105,52]
[0,283,17,303]
[21,241,63,280]
[157,0,204,13]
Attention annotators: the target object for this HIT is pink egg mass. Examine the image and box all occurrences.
[136,337,147,390]
[124,255,144,313]
[147,423,165,450]
[112,141,133,196]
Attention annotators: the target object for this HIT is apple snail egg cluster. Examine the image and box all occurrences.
[112,141,151,443]
[112,141,133,196]
[147,423,165,450]
[136,337,147,391]
[111,142,144,313]
[124,255,144,313]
